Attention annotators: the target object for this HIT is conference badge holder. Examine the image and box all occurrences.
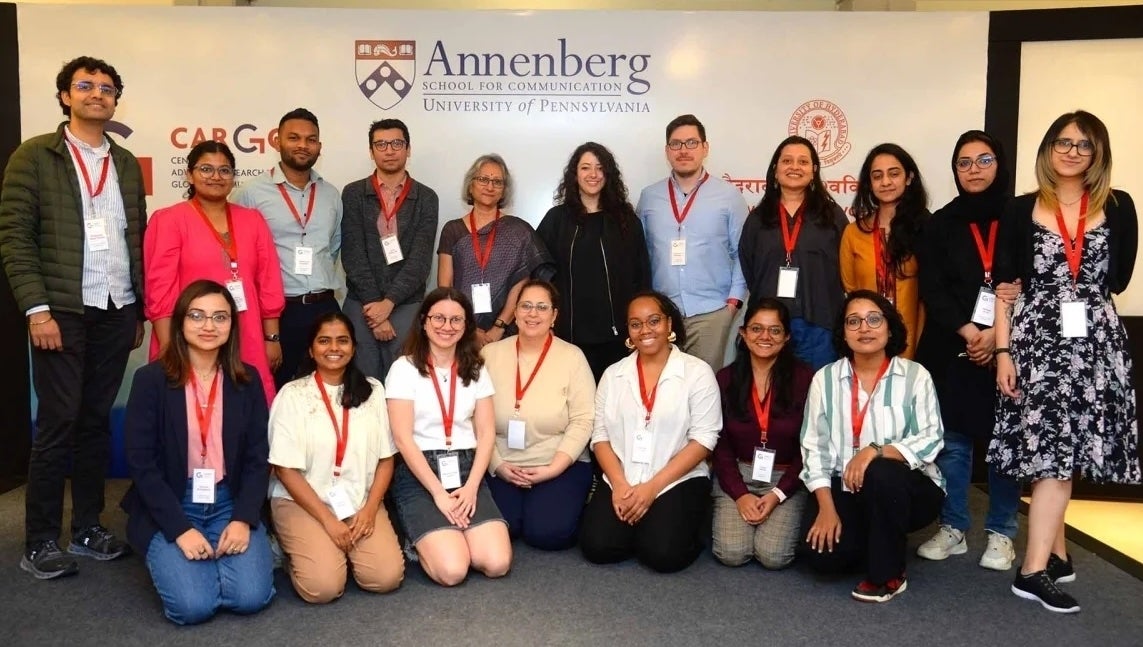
[670,239,686,266]
[472,283,492,314]
[192,468,216,504]
[381,234,404,264]
[970,286,996,327]
[293,245,314,275]
[326,481,357,520]
[751,446,776,483]
[1060,300,1088,338]
[438,452,462,490]
[777,267,800,299]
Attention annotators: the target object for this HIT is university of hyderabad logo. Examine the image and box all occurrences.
[355,40,416,110]
[787,99,852,168]
[105,120,153,196]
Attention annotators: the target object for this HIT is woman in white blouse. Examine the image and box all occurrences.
[580,291,721,573]
[385,287,512,586]
[268,312,404,603]
[800,289,945,604]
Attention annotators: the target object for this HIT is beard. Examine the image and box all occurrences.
[282,152,318,172]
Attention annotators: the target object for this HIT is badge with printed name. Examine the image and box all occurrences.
[751,447,776,483]
[971,286,996,326]
[192,468,216,504]
[326,482,357,520]
[632,431,653,464]
[226,279,249,312]
[777,267,800,299]
[1060,300,1088,338]
[293,245,314,275]
[471,283,492,314]
[507,419,527,450]
[670,239,687,266]
[437,453,462,490]
[84,218,110,252]
[381,234,404,265]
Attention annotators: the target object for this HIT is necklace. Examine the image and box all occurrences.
[1058,193,1083,207]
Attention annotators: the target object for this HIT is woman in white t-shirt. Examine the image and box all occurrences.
[386,287,512,586]
[268,312,404,603]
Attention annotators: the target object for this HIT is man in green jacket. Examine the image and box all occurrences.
[0,55,147,580]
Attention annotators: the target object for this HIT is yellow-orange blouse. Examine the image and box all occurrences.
[838,222,924,359]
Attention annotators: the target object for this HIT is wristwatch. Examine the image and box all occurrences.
[869,442,883,457]
[264,333,281,342]
[493,319,508,330]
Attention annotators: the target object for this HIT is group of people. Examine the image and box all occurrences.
[1,55,1137,624]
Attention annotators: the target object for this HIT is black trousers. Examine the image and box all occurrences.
[799,458,944,584]
[580,476,709,573]
[26,302,137,545]
[274,298,341,389]
[577,338,629,383]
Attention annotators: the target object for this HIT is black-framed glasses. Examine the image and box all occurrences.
[186,310,231,327]
[844,312,886,331]
[517,302,552,314]
[427,314,465,328]
[473,176,505,188]
[667,138,703,151]
[955,154,996,171]
[194,165,235,179]
[744,324,785,337]
[1052,138,1094,157]
[71,80,120,98]
[628,314,666,332]
[371,139,407,152]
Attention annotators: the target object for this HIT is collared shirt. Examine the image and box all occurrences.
[231,163,342,297]
[184,380,225,482]
[799,356,945,492]
[591,346,722,496]
[63,126,135,311]
[376,173,406,238]
[636,171,748,317]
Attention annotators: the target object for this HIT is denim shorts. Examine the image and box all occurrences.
[391,448,505,544]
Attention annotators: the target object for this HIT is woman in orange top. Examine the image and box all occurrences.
[840,144,929,358]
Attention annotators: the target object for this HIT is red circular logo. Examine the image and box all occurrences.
[787,99,852,168]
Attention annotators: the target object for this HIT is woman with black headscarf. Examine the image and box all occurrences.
[914,131,1021,572]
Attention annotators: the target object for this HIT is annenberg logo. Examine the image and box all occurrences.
[356,40,417,110]
[787,99,851,168]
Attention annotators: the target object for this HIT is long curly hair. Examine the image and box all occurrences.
[851,143,929,278]
[554,141,636,236]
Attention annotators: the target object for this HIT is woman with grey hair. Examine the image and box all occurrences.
[437,154,553,348]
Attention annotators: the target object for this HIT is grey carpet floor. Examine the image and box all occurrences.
[1,481,1142,646]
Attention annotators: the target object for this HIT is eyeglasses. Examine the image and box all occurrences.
[955,154,996,171]
[517,302,552,314]
[371,139,407,152]
[844,312,886,331]
[427,314,465,328]
[473,176,505,188]
[628,314,666,332]
[194,165,235,179]
[667,139,703,151]
[744,324,785,337]
[1052,138,1094,157]
[186,310,231,327]
[71,80,120,98]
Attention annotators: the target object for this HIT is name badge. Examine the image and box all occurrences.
[632,431,653,464]
[507,419,527,450]
[777,266,800,299]
[326,482,357,520]
[293,245,314,275]
[970,286,996,326]
[192,468,216,504]
[471,283,492,314]
[226,279,249,312]
[1060,300,1088,338]
[84,218,110,252]
[670,239,687,266]
[381,234,404,265]
[751,447,776,483]
[437,452,462,490]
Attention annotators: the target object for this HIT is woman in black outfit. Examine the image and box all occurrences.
[537,141,651,381]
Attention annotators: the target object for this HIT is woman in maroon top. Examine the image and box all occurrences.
[711,298,813,569]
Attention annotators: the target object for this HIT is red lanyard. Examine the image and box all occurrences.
[515,333,553,414]
[636,355,659,425]
[427,358,458,447]
[191,198,240,273]
[190,370,220,463]
[751,380,773,446]
[314,373,350,477]
[468,209,501,271]
[872,227,896,301]
[66,140,110,199]
[275,181,317,230]
[668,171,710,230]
[778,202,805,266]
[372,174,412,229]
[969,220,999,286]
[1055,192,1089,287]
[850,357,891,449]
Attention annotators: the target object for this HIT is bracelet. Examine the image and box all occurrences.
[994,348,1011,356]
[264,333,281,342]
[28,317,53,326]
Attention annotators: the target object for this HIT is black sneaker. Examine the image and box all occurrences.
[1012,569,1080,613]
[68,525,129,561]
[1047,552,1076,584]
[851,574,908,603]
[20,540,79,580]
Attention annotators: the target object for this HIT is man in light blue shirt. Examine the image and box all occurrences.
[232,108,343,388]
[636,114,749,371]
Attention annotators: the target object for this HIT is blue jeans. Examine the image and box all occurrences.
[789,317,835,372]
[486,461,593,550]
[145,482,275,625]
[936,430,1019,539]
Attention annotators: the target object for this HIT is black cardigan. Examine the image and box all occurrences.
[994,189,1138,293]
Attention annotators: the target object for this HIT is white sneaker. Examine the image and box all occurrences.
[979,531,1016,571]
[917,524,967,560]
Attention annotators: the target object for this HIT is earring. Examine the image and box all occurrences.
[624,338,635,350]
[667,331,677,343]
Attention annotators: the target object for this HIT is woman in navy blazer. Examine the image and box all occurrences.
[121,279,275,625]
